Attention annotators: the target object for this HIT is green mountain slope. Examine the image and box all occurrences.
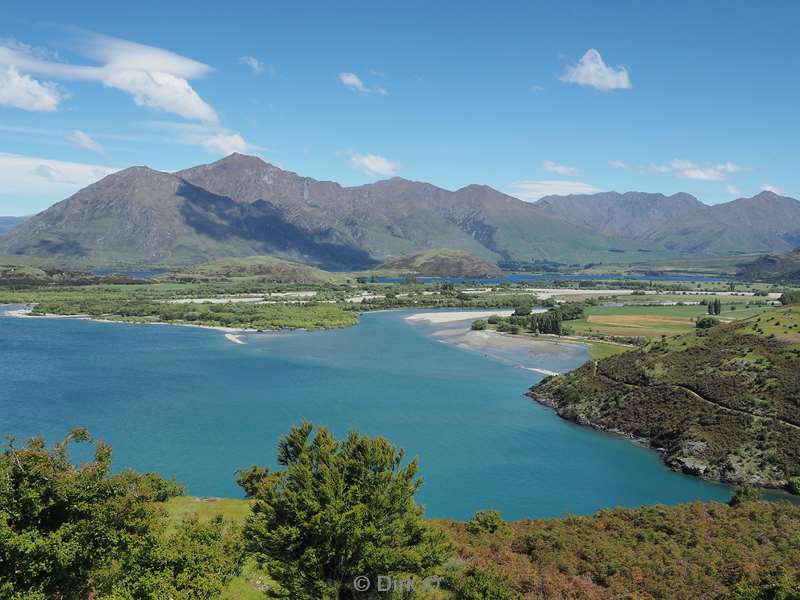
[737,249,800,283]
[164,255,343,284]
[378,248,504,277]
[531,306,800,488]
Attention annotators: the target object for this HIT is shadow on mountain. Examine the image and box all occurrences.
[176,182,378,270]
[14,239,86,257]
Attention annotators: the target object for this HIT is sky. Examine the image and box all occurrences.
[0,1,798,216]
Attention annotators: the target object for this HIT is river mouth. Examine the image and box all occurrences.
[1,306,733,519]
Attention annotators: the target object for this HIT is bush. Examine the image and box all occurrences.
[788,476,800,495]
[444,566,517,600]
[513,304,532,316]
[696,316,720,329]
[729,486,762,507]
[467,509,508,534]
[470,319,487,331]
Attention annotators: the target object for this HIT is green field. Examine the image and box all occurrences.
[571,302,773,340]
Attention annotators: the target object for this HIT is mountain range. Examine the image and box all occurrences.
[537,190,800,255]
[1,153,798,269]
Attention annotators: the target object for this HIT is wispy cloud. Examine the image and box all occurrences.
[508,180,603,201]
[349,152,400,177]
[543,160,579,177]
[239,55,276,77]
[338,72,388,95]
[726,184,741,196]
[239,55,265,73]
[665,159,748,181]
[199,133,248,155]
[762,184,781,194]
[608,160,629,170]
[560,49,631,91]
[66,129,104,153]
[610,158,750,182]
[0,153,118,198]
[0,66,66,111]
[143,121,262,156]
[0,32,217,121]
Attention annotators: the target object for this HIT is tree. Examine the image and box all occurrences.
[779,290,800,305]
[513,303,532,316]
[471,319,487,331]
[466,509,508,534]
[0,430,240,599]
[239,423,451,599]
[696,316,720,329]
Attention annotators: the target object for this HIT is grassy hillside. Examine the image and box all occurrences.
[164,256,344,284]
[531,306,800,489]
[378,248,504,277]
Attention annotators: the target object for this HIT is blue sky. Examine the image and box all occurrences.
[0,1,797,215]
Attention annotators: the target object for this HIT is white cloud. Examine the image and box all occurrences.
[508,180,603,201]
[200,133,248,155]
[143,121,261,156]
[560,49,631,91]
[349,152,400,177]
[239,55,265,73]
[726,185,741,196]
[338,72,388,95]
[762,184,781,194]
[0,33,217,121]
[339,72,368,92]
[615,158,750,182]
[0,153,118,197]
[543,160,579,177]
[669,159,749,181]
[103,70,216,122]
[66,129,104,153]
[608,160,629,170]
[0,66,65,111]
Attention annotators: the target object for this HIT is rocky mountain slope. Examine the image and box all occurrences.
[3,153,798,269]
[0,154,663,269]
[530,306,800,489]
[538,190,800,255]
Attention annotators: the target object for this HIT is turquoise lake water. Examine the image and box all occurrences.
[0,307,732,519]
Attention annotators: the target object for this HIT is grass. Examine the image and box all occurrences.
[164,497,268,599]
[163,496,252,529]
[570,303,774,339]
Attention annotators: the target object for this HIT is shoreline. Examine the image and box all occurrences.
[2,305,262,336]
[527,389,798,498]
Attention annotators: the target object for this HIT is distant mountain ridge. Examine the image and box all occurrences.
[0,216,28,236]
[538,190,800,255]
[1,153,798,269]
[0,154,662,269]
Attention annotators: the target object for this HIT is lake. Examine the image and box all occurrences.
[0,307,731,520]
